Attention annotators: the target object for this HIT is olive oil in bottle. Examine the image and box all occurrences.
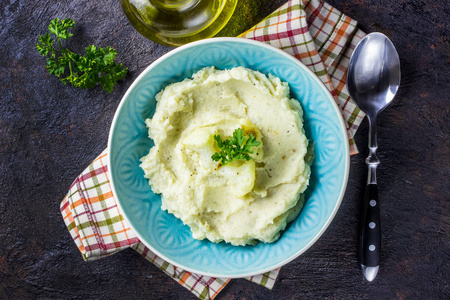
[121,0,238,47]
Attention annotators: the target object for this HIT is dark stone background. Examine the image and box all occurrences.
[1,0,449,299]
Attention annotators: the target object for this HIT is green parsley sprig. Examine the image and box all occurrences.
[211,128,261,166]
[36,18,127,93]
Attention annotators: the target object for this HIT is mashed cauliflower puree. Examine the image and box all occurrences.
[140,66,311,246]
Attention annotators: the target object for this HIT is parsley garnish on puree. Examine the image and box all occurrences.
[211,128,261,166]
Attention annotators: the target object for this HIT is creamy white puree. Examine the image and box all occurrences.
[140,66,310,246]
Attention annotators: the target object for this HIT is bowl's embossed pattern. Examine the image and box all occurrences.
[108,38,349,277]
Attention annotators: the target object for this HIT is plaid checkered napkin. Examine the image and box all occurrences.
[61,150,279,299]
[240,0,365,153]
[61,1,365,299]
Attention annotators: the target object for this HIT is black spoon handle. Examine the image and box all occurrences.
[360,183,381,267]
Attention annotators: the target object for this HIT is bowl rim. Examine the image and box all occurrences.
[107,37,350,278]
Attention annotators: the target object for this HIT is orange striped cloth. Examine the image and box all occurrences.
[61,150,279,299]
[240,0,365,153]
[61,1,365,299]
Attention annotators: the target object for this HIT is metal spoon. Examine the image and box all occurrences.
[347,32,401,282]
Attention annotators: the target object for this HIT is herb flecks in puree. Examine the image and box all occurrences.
[140,67,311,246]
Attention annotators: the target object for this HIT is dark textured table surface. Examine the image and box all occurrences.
[1,0,449,299]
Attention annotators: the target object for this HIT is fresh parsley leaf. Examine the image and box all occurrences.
[211,128,261,166]
[48,18,74,40]
[36,18,127,93]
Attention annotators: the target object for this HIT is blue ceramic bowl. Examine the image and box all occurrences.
[108,38,349,278]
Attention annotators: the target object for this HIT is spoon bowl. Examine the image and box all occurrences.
[348,32,400,118]
[347,32,400,282]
